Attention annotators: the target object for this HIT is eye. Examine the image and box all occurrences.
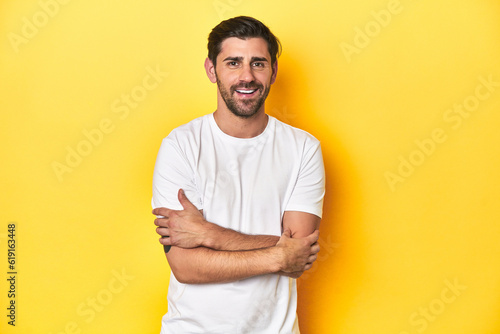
[227,61,239,67]
[252,62,264,67]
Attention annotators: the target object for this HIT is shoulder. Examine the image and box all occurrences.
[156,114,211,162]
[160,113,212,149]
[166,114,209,140]
[271,116,321,149]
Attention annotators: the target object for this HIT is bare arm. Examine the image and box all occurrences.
[165,246,277,284]
[165,229,317,284]
[202,223,279,250]
[278,210,321,278]
[153,190,320,283]
[153,189,279,251]
[282,210,320,238]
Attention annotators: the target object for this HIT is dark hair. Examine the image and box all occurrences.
[207,16,282,67]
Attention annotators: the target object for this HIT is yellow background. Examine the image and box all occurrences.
[1,0,500,333]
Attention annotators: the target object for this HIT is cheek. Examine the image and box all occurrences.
[258,75,273,87]
[219,74,238,87]
[256,70,273,83]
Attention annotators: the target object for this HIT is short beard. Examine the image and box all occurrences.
[216,75,271,119]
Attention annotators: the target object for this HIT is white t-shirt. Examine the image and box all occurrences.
[152,113,325,334]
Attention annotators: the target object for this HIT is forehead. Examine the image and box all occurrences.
[218,37,271,60]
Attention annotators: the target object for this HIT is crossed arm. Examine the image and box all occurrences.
[153,189,321,284]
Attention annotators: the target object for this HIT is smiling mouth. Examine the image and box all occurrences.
[235,89,258,95]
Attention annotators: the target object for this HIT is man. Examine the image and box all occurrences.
[152,16,325,333]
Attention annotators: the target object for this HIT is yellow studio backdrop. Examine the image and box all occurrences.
[1,0,499,333]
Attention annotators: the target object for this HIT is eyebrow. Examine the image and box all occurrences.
[222,56,269,63]
[251,57,269,62]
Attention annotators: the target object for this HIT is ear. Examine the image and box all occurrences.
[204,58,217,83]
[270,60,278,85]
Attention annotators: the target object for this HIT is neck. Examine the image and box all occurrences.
[213,107,269,138]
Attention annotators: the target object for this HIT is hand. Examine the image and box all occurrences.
[279,271,304,279]
[153,189,208,249]
[275,229,320,273]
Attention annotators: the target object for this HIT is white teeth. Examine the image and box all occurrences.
[236,89,257,94]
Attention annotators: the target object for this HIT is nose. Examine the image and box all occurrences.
[238,63,256,82]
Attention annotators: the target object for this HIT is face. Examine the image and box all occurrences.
[205,37,277,118]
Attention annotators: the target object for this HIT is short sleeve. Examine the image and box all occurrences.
[285,140,325,218]
[151,137,202,212]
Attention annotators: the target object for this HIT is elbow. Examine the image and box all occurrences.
[168,258,192,284]
[167,252,202,284]
[172,269,205,284]
[170,261,214,284]
[170,265,198,284]
[172,271,191,284]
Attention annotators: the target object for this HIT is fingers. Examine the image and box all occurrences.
[307,253,317,263]
[178,189,197,210]
[156,226,170,237]
[311,243,320,255]
[152,207,173,218]
[306,230,320,244]
[282,228,292,238]
[154,217,170,228]
[159,236,172,246]
[303,254,318,271]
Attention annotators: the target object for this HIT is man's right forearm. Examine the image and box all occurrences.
[166,229,319,284]
[166,245,281,284]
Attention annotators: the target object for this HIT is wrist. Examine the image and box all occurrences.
[200,221,217,249]
[269,246,284,273]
